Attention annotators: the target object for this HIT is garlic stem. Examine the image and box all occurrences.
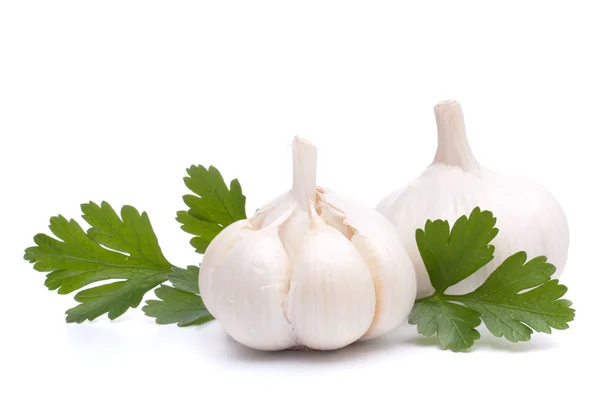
[433,100,480,173]
[292,136,318,208]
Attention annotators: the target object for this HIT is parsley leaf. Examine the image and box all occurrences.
[167,265,200,294]
[416,207,498,292]
[459,252,574,342]
[142,285,214,327]
[409,299,481,351]
[24,201,173,322]
[176,165,247,254]
[409,207,575,351]
[143,266,214,327]
[25,165,246,325]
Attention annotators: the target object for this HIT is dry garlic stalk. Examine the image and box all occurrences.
[199,137,416,351]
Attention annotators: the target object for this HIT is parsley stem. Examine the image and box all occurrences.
[415,292,461,304]
[415,293,440,303]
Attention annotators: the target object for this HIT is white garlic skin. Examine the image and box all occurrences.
[377,100,569,298]
[199,138,417,351]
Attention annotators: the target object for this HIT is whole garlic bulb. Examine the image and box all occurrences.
[200,137,417,351]
[377,100,569,298]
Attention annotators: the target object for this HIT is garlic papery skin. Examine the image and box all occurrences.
[199,137,417,351]
[377,100,569,298]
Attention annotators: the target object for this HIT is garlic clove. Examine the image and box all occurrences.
[352,233,417,339]
[287,223,376,350]
[198,219,254,316]
[210,227,296,351]
[318,187,417,337]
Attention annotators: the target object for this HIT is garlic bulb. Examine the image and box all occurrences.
[377,100,569,298]
[200,137,417,351]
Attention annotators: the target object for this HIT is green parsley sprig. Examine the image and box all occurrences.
[409,207,575,352]
[24,165,245,324]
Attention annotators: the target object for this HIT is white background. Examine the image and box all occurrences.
[1,1,598,413]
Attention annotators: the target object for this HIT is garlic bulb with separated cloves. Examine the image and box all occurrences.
[200,137,417,351]
[377,100,569,298]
